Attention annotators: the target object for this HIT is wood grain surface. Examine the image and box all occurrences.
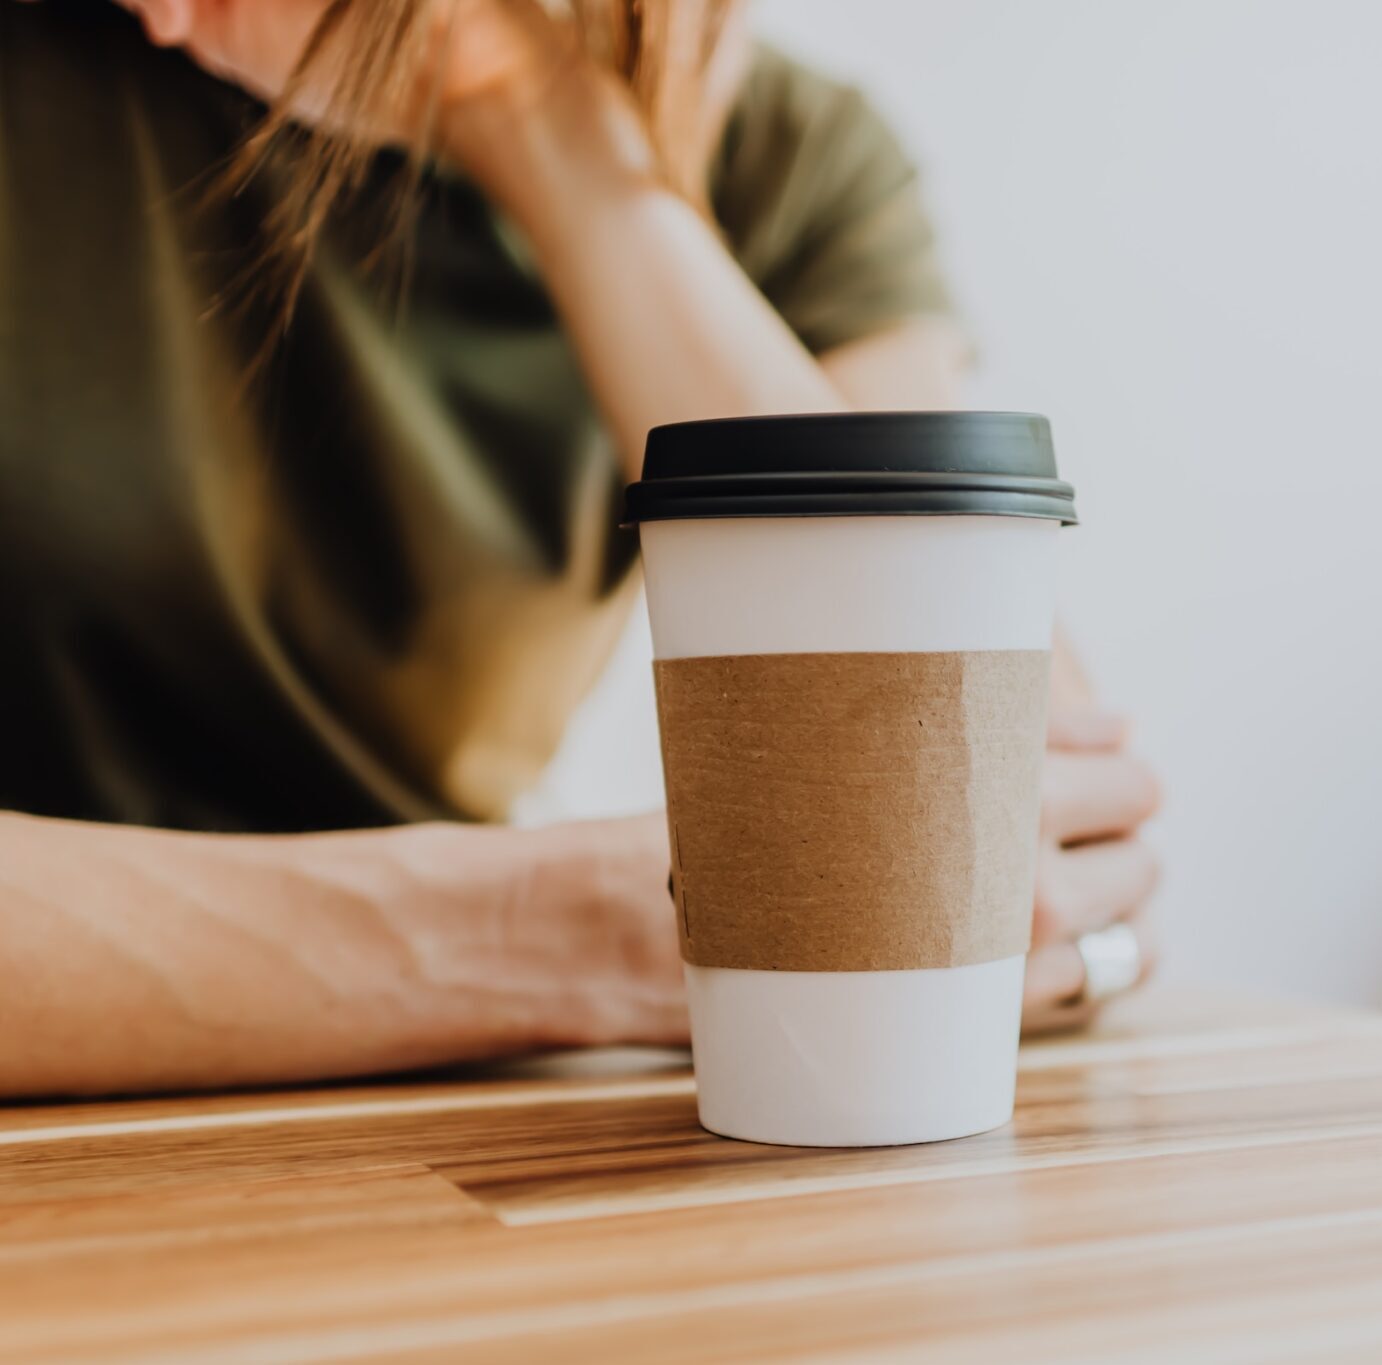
[3,986,1382,1363]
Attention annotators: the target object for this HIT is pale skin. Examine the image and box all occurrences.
[0,0,1160,1096]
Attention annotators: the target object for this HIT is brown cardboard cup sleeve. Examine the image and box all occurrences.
[655,651,1051,973]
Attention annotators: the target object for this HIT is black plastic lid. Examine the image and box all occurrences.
[623,412,1077,525]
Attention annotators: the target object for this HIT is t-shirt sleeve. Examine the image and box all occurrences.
[715,49,956,356]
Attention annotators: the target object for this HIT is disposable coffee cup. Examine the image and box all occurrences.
[625,412,1077,1148]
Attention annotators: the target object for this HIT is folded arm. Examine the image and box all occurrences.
[0,811,683,1097]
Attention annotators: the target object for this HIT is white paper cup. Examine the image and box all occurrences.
[627,414,1075,1147]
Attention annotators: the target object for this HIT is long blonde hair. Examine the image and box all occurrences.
[230,1,734,329]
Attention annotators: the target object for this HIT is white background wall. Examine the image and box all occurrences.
[518,0,1382,1007]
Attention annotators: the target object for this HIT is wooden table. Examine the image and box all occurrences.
[4,986,1382,1363]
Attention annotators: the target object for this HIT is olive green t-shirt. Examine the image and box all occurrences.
[0,2,953,832]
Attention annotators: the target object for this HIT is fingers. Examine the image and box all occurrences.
[1047,707,1130,752]
[1022,933,1092,1020]
[1026,909,1159,1006]
[1022,909,1160,1037]
[1023,828,1162,1038]
[1032,837,1161,946]
[1040,749,1161,845]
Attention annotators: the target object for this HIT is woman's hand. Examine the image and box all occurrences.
[118,0,745,203]
[547,738,1161,1044]
[119,0,655,167]
[114,0,571,131]
[1022,708,1162,1034]
[578,722,1162,1047]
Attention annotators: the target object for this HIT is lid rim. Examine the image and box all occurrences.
[630,470,1076,495]
[630,506,1078,525]
[626,411,1077,526]
[624,497,1078,527]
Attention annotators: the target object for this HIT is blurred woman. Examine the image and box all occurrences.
[0,0,1159,1094]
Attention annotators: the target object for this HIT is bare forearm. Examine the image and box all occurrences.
[539,186,843,469]
[0,812,680,1097]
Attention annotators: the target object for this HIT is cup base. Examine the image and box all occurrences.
[695,1105,1015,1150]
[686,958,1025,1149]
